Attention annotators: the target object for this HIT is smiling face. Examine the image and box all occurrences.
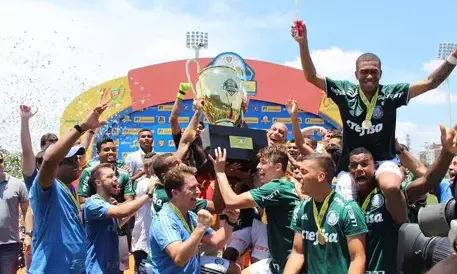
[98,142,117,164]
[267,122,288,145]
[97,167,120,196]
[448,156,457,182]
[171,172,201,211]
[57,155,80,183]
[355,60,382,94]
[349,152,376,193]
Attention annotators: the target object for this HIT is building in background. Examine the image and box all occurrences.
[419,142,442,166]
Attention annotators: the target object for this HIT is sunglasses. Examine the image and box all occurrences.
[60,156,78,166]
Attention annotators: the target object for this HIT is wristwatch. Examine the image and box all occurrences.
[74,125,86,134]
[226,219,238,227]
[25,230,33,237]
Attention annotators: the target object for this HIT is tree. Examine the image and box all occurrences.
[0,147,23,179]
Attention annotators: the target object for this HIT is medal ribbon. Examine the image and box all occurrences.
[359,88,379,124]
[361,188,378,212]
[169,203,194,234]
[57,179,81,213]
[312,191,335,234]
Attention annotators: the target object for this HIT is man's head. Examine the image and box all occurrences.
[267,122,288,145]
[0,152,4,177]
[138,129,153,152]
[449,156,457,182]
[197,121,205,137]
[164,165,200,210]
[256,145,289,184]
[35,150,46,170]
[349,147,376,192]
[40,133,58,150]
[88,163,120,196]
[143,152,156,177]
[299,153,335,195]
[322,129,342,146]
[304,137,318,151]
[96,138,117,164]
[287,139,299,159]
[52,145,85,184]
[355,53,382,94]
[152,153,180,183]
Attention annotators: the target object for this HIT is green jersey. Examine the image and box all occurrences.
[152,184,208,213]
[325,78,410,171]
[291,192,368,274]
[358,187,407,273]
[249,178,301,274]
[78,165,134,236]
[84,158,126,170]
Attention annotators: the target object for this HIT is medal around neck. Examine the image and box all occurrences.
[318,231,326,245]
[362,120,372,129]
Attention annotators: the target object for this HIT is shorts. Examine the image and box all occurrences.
[226,219,269,260]
[200,256,230,274]
[246,258,273,274]
[119,235,130,271]
[375,160,402,179]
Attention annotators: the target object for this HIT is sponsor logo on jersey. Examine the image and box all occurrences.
[326,210,339,226]
[261,189,280,202]
[301,213,308,220]
[334,196,345,207]
[373,105,384,119]
[347,206,359,227]
[346,120,383,136]
[365,212,384,224]
[261,106,281,112]
[371,194,385,209]
[302,229,338,245]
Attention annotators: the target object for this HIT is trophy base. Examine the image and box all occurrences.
[200,124,268,172]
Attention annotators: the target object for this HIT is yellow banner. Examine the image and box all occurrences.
[318,94,342,127]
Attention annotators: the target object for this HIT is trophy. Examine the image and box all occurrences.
[186,59,267,171]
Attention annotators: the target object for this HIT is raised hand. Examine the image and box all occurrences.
[223,208,240,224]
[193,99,204,111]
[19,105,38,120]
[286,99,298,115]
[197,209,213,230]
[208,147,227,173]
[81,103,108,131]
[440,124,457,154]
[291,20,307,44]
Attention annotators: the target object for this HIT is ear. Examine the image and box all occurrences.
[171,188,179,198]
[354,70,359,80]
[317,171,326,183]
[379,69,383,78]
[275,162,283,173]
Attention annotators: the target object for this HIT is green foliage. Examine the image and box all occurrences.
[0,147,23,180]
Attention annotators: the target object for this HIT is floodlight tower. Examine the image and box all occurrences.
[186,31,208,59]
[437,42,457,128]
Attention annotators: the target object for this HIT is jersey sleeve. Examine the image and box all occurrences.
[382,83,410,108]
[195,198,208,212]
[153,213,184,251]
[85,197,111,221]
[290,200,307,233]
[77,168,92,197]
[249,181,282,208]
[121,172,135,196]
[341,201,368,237]
[325,77,356,105]
[23,169,38,191]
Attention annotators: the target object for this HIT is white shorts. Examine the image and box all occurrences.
[375,160,402,179]
[200,256,230,274]
[227,227,252,255]
[119,235,130,271]
[250,219,269,260]
[246,258,273,274]
[335,171,358,200]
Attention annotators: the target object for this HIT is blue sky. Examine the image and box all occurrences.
[0,0,456,153]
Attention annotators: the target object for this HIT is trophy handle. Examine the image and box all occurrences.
[185,59,200,97]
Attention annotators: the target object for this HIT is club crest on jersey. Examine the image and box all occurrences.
[371,194,385,209]
[326,210,339,226]
[373,105,384,119]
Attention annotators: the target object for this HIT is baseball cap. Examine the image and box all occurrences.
[46,144,86,159]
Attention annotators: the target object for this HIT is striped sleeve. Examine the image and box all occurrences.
[153,210,183,251]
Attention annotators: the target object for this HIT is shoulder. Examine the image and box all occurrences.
[333,192,355,209]
[117,168,130,179]
[7,174,25,186]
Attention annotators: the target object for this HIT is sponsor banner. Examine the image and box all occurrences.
[243,117,259,124]
[122,128,142,135]
[134,116,155,123]
[261,106,281,112]
[158,104,173,111]
[305,118,324,125]
[157,128,172,135]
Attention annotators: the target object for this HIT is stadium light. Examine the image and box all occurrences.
[437,42,457,128]
[186,31,208,59]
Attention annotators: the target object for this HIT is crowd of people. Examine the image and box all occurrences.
[1,22,457,274]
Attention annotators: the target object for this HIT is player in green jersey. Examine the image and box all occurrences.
[291,21,457,225]
[285,153,367,274]
[209,145,301,274]
[349,123,457,273]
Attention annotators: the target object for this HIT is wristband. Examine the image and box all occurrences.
[74,125,85,134]
[25,231,33,237]
[448,55,457,66]
[226,219,238,227]
[176,89,187,100]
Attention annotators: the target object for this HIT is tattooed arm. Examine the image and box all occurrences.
[409,46,457,99]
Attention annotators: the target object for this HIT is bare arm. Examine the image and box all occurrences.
[175,102,202,161]
[106,194,150,218]
[20,201,29,221]
[347,234,367,274]
[24,207,33,233]
[20,106,37,176]
[409,47,457,99]
[292,23,326,91]
[283,233,305,274]
[165,227,206,267]
[287,100,314,156]
[81,130,95,150]
[201,211,238,249]
[170,94,183,135]
[396,139,427,178]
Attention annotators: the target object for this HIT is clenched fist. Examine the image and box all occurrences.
[197,209,213,230]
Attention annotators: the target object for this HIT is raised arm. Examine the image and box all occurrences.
[201,209,238,249]
[38,104,108,189]
[409,46,457,99]
[406,124,457,202]
[106,194,150,218]
[286,99,314,156]
[291,21,326,91]
[20,105,37,177]
[395,139,427,178]
[170,83,190,135]
[175,100,203,161]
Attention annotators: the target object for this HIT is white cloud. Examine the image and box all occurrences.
[423,59,442,73]
[396,121,442,152]
[0,0,288,152]
[283,47,362,81]
[410,87,457,104]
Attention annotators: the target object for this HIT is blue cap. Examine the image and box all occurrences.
[47,145,86,158]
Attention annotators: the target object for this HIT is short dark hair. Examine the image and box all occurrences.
[349,147,374,159]
[144,152,156,159]
[356,53,381,70]
[199,121,205,129]
[257,144,289,172]
[163,165,197,198]
[96,138,115,153]
[152,153,174,182]
[40,133,58,149]
[35,150,46,167]
[88,163,113,194]
[303,153,335,184]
